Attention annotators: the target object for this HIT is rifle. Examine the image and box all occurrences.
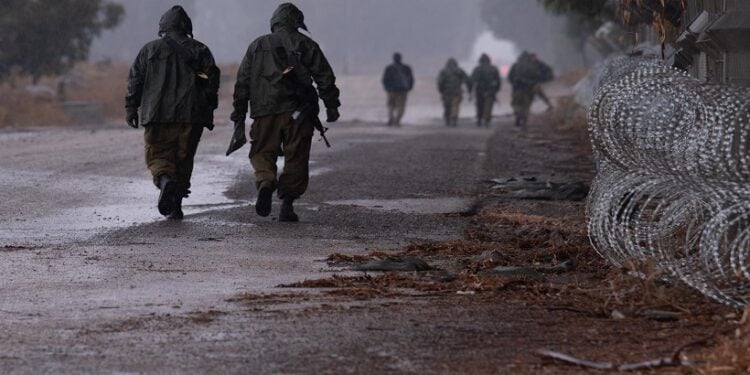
[293,102,331,148]
[289,67,332,148]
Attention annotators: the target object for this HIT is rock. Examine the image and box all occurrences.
[482,266,544,280]
[473,250,507,263]
[611,310,626,320]
[642,310,681,322]
[553,182,590,201]
[24,84,56,99]
[546,259,576,273]
[353,257,432,272]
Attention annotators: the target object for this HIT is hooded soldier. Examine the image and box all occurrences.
[437,58,469,127]
[231,2,341,222]
[381,52,414,126]
[508,52,553,127]
[125,5,220,220]
[469,54,501,127]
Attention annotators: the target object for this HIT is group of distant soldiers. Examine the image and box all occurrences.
[382,51,554,128]
[124,3,557,221]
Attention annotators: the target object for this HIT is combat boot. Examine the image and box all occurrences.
[255,181,274,217]
[279,197,299,222]
[158,174,177,216]
[168,197,184,220]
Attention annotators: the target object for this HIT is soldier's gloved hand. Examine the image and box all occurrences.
[326,107,340,123]
[126,107,139,129]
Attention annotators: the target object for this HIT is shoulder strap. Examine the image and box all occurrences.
[163,35,207,77]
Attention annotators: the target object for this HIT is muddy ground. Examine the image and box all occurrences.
[0,78,737,374]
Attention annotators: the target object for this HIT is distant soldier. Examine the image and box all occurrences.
[125,5,220,220]
[508,52,554,127]
[230,3,340,222]
[437,58,469,127]
[531,53,554,111]
[381,53,414,126]
[469,54,501,127]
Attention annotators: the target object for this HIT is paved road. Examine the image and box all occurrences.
[0,115,500,373]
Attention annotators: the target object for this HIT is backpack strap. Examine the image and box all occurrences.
[163,35,208,79]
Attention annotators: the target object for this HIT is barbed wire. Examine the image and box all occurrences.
[586,56,750,307]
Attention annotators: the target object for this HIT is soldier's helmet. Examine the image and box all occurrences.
[271,3,308,32]
[479,54,490,64]
[446,58,458,68]
[158,6,193,38]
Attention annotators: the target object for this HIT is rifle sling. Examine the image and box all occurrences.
[163,35,206,78]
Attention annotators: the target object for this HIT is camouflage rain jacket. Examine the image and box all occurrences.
[126,6,220,128]
[437,59,469,97]
[231,3,341,121]
[508,53,553,91]
[469,54,501,97]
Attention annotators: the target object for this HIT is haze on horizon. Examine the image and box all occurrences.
[91,0,579,76]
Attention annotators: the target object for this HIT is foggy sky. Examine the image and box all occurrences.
[91,1,577,75]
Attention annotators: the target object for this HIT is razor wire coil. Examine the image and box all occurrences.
[587,56,750,307]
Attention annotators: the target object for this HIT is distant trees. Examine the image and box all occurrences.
[0,0,124,83]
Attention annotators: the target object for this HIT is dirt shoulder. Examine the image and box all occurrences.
[245,109,735,373]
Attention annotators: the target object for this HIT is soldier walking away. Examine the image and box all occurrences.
[230,2,341,222]
[469,54,501,127]
[125,6,220,220]
[508,52,554,127]
[381,53,414,126]
[437,58,469,127]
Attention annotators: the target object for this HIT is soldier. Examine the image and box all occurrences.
[437,58,469,127]
[508,52,554,127]
[381,53,414,126]
[530,53,555,111]
[469,54,501,127]
[230,3,341,222]
[125,5,220,220]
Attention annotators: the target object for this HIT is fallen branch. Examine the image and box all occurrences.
[536,324,732,371]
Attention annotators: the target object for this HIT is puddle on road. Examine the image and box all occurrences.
[0,155,335,243]
[324,197,473,215]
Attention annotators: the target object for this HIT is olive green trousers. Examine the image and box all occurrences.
[144,123,203,197]
[442,95,462,122]
[249,112,314,199]
[475,93,496,123]
[512,88,535,123]
[386,91,408,125]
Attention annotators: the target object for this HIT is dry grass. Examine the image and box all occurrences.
[0,85,72,127]
[544,95,589,131]
[699,307,750,373]
[66,62,129,119]
[0,61,239,127]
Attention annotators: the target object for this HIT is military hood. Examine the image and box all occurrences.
[158,6,193,37]
[479,54,490,65]
[270,3,308,32]
[446,58,458,69]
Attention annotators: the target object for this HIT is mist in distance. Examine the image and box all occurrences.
[91,0,577,75]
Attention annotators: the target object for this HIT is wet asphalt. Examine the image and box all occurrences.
[0,114,499,373]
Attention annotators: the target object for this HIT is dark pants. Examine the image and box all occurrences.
[387,91,408,125]
[249,112,314,199]
[476,93,495,124]
[144,123,203,197]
